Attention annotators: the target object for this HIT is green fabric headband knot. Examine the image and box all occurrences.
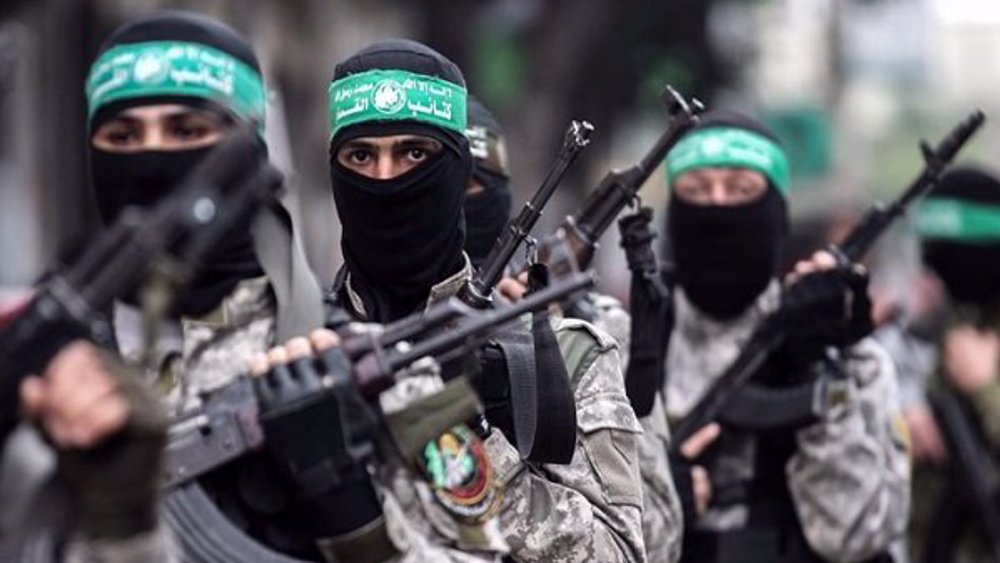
[328,69,467,138]
[665,126,791,197]
[916,197,1000,243]
[86,40,266,125]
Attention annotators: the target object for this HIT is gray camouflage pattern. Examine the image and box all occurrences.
[113,277,506,562]
[589,292,683,563]
[345,263,648,562]
[666,284,911,561]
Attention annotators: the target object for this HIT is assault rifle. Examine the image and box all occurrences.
[460,119,594,308]
[0,126,281,451]
[671,110,986,449]
[539,86,702,271]
[161,266,596,488]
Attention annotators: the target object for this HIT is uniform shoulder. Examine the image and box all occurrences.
[551,316,618,384]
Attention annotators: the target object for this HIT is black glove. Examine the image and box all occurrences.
[253,350,381,538]
[59,352,167,540]
[776,265,873,366]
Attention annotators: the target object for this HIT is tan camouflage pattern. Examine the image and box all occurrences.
[113,277,506,562]
[666,284,911,561]
[589,292,683,563]
[344,263,648,562]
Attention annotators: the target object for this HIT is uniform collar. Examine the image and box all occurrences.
[343,253,473,321]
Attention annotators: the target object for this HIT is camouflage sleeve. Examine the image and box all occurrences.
[636,396,684,563]
[65,526,180,563]
[589,295,683,563]
[484,325,647,563]
[786,338,911,561]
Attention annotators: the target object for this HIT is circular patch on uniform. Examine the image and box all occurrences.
[422,424,501,523]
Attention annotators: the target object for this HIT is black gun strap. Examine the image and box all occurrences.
[619,208,673,418]
[252,202,324,341]
[493,325,576,465]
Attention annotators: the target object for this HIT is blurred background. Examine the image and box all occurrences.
[1,0,998,310]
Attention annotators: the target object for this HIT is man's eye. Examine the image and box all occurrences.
[349,149,372,164]
[107,129,139,144]
[173,124,209,140]
[408,147,427,161]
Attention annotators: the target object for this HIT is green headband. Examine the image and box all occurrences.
[328,69,467,137]
[916,197,1000,242]
[666,126,791,197]
[86,40,266,124]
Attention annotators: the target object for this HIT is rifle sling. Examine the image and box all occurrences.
[492,324,576,464]
[252,202,324,342]
[619,207,673,418]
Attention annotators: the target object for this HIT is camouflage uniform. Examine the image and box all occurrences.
[665,283,911,561]
[113,276,507,562]
[586,293,684,563]
[338,257,648,562]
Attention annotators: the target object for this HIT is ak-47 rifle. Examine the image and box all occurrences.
[161,265,596,488]
[671,110,987,449]
[538,86,702,272]
[461,119,594,308]
[0,125,281,451]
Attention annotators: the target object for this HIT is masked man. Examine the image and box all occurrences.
[663,111,910,562]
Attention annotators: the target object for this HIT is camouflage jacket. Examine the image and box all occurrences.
[665,284,911,562]
[338,259,648,562]
[586,292,683,563]
[112,276,506,562]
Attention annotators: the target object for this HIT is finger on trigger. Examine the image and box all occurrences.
[309,329,341,351]
[248,352,270,376]
[285,337,312,360]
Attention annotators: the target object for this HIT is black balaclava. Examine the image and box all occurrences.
[329,39,471,322]
[464,95,513,268]
[920,166,1000,308]
[87,11,265,316]
[667,110,789,320]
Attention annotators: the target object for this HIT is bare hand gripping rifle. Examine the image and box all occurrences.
[671,110,987,450]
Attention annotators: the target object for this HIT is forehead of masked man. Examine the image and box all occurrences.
[917,165,1000,307]
[664,110,791,320]
[327,39,471,322]
[464,95,512,269]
